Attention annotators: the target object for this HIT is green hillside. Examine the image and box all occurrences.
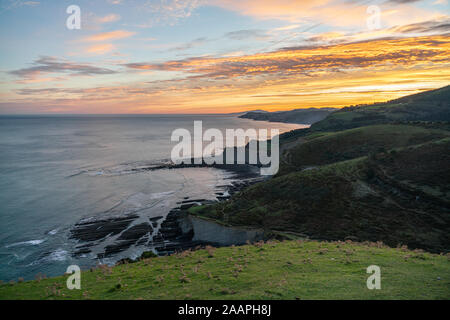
[1,240,448,300]
[279,124,450,175]
[284,85,450,136]
[192,138,450,253]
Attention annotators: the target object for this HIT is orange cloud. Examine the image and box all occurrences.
[213,0,443,28]
[126,35,450,80]
[86,43,115,54]
[97,14,121,23]
[5,35,450,114]
[84,30,135,42]
[16,77,66,84]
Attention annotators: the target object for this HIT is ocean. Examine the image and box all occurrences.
[0,115,303,281]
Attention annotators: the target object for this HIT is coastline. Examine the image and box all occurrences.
[0,115,303,282]
[69,160,267,265]
[68,118,297,265]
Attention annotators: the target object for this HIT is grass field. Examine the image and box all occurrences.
[0,240,448,300]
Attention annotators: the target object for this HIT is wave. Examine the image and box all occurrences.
[66,160,173,178]
[5,239,45,248]
[47,249,68,262]
[47,229,58,235]
[26,248,69,267]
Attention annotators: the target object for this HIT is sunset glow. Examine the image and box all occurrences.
[0,0,449,114]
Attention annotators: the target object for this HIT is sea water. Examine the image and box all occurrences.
[0,114,303,281]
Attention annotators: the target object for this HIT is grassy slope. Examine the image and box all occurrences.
[1,240,448,300]
[311,85,450,133]
[192,138,450,252]
[278,124,450,175]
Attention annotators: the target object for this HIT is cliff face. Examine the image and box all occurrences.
[239,108,338,125]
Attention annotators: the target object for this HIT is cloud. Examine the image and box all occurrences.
[86,43,116,55]
[0,0,39,9]
[77,30,134,56]
[129,0,206,27]
[7,35,449,113]
[385,0,421,3]
[274,24,301,31]
[390,18,450,34]
[81,12,123,30]
[212,0,443,28]
[302,17,450,46]
[3,1,449,114]
[97,13,121,23]
[9,56,117,79]
[83,30,135,42]
[22,1,39,6]
[15,88,69,95]
[166,29,270,52]
[15,76,66,84]
[0,0,39,16]
[225,29,269,40]
[13,85,160,97]
[124,35,450,80]
[169,37,209,51]
[306,31,346,43]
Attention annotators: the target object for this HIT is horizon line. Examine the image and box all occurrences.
[0,107,343,116]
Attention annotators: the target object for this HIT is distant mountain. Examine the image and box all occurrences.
[239,107,338,124]
[227,109,269,116]
[245,109,269,113]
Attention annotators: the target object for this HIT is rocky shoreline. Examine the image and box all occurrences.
[69,162,264,262]
[151,176,264,256]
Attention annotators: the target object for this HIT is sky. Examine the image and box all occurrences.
[0,0,449,114]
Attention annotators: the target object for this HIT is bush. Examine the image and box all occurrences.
[139,251,157,260]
